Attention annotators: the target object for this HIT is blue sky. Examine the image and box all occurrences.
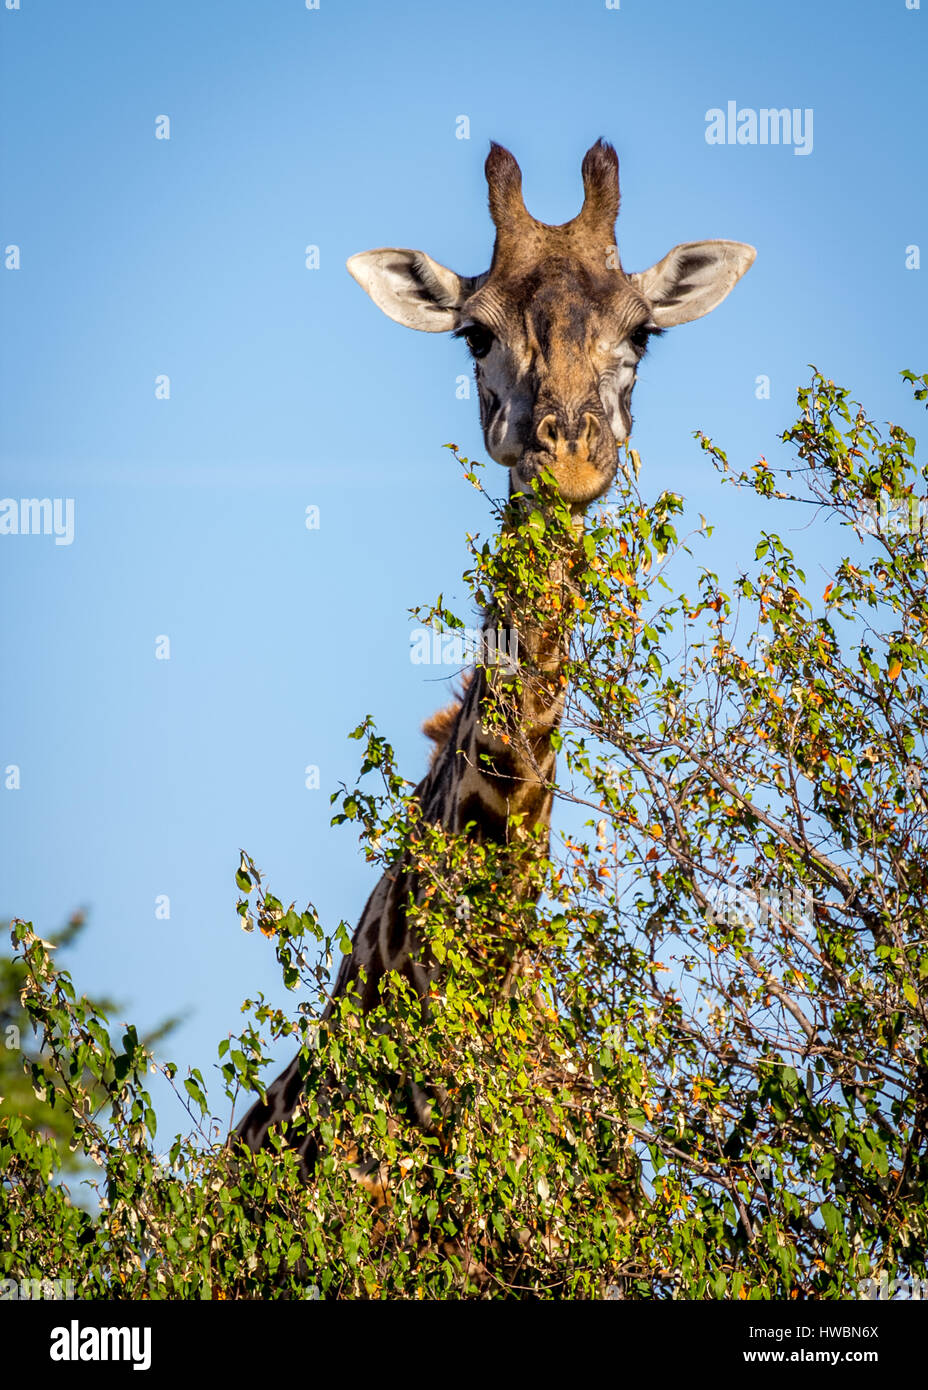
[1,0,925,1156]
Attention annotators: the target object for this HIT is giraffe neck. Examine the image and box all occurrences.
[422,495,582,850]
[232,499,583,1166]
[422,605,569,847]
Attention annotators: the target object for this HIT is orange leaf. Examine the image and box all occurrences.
[888,659,902,681]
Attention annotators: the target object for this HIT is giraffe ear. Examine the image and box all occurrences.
[629,240,756,327]
[346,249,485,332]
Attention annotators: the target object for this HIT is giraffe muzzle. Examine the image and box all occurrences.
[518,406,617,503]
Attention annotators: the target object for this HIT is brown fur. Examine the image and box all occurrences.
[422,674,473,765]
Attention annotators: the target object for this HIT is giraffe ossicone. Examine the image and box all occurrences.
[232,140,754,1188]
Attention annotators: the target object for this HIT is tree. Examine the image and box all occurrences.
[0,910,179,1178]
[2,369,926,1299]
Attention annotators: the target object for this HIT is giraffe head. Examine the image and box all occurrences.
[347,140,754,506]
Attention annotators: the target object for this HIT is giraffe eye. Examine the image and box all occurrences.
[629,323,652,353]
[458,323,494,359]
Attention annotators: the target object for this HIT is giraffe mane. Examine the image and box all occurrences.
[422,673,474,766]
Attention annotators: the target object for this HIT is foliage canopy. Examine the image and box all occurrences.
[3,371,927,1300]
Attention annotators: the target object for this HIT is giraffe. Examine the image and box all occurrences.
[232,139,754,1187]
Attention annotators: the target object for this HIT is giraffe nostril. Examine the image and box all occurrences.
[581,412,601,451]
[535,413,560,452]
